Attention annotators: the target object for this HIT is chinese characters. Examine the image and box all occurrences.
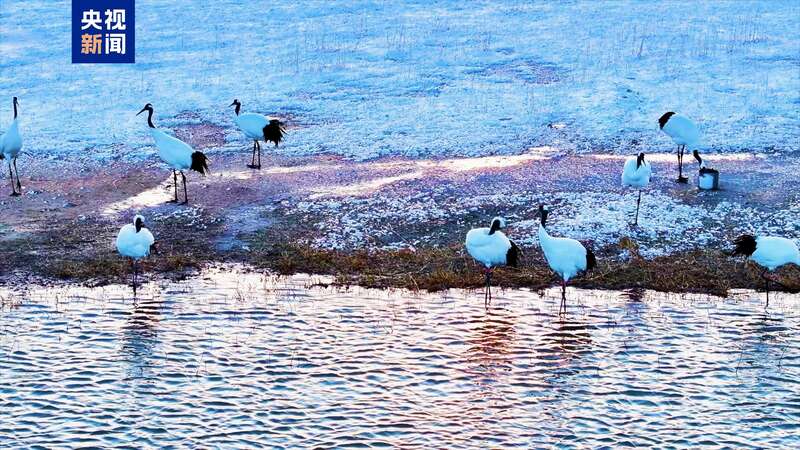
[80,9,127,55]
[72,0,134,63]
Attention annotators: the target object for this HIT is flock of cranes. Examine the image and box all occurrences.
[464,111,797,311]
[1,97,798,308]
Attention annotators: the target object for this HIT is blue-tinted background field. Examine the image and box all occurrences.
[1,1,798,160]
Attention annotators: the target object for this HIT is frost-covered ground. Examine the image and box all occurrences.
[1,2,799,287]
[282,152,800,258]
[1,1,799,161]
[0,147,799,287]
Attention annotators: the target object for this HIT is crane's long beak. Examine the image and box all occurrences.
[229,101,237,107]
[136,107,147,116]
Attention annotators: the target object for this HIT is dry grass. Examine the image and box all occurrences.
[0,217,210,286]
[2,216,798,296]
[46,256,128,280]
[247,241,799,296]
[41,252,205,283]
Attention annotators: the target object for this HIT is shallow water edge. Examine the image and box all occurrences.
[1,266,799,448]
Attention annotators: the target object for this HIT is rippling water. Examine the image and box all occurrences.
[1,268,799,448]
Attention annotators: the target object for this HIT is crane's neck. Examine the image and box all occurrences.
[234,103,241,116]
[146,109,154,128]
[693,151,704,168]
[538,224,553,250]
[13,101,17,119]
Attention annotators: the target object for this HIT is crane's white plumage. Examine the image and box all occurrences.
[659,113,699,146]
[698,173,714,190]
[693,150,719,190]
[116,214,155,291]
[539,227,589,282]
[621,153,651,189]
[466,218,513,268]
[150,128,193,170]
[621,152,652,225]
[138,103,208,204]
[1,97,23,196]
[659,112,699,183]
[734,235,800,272]
[0,118,21,159]
[751,237,800,271]
[733,234,800,306]
[465,217,519,306]
[230,99,285,169]
[537,205,596,312]
[116,215,155,260]
[235,112,270,139]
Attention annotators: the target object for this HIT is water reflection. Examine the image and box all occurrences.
[729,310,791,376]
[0,269,798,448]
[463,307,517,383]
[537,315,594,378]
[120,298,163,379]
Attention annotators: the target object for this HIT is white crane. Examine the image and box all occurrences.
[732,234,800,307]
[465,217,520,307]
[693,150,719,190]
[116,214,156,290]
[658,112,699,183]
[621,152,652,226]
[0,97,23,196]
[137,103,209,204]
[230,99,286,169]
[537,205,596,313]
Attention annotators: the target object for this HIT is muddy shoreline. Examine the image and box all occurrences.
[1,124,799,295]
[2,233,799,297]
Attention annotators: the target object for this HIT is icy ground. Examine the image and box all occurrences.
[1,1,799,161]
[0,146,798,278]
[281,152,800,257]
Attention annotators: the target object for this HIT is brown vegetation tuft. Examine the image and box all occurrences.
[2,217,798,297]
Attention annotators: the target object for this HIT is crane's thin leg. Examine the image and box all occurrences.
[249,140,257,168]
[8,162,18,196]
[130,258,136,288]
[484,269,490,308]
[180,171,188,205]
[560,279,567,314]
[12,158,21,192]
[634,190,642,226]
[486,269,492,303]
[255,141,262,169]
[677,145,688,183]
[134,261,140,296]
[761,269,771,308]
[168,170,178,203]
